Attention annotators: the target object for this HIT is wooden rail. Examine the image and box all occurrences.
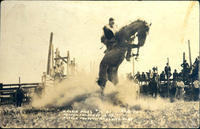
[0,83,41,105]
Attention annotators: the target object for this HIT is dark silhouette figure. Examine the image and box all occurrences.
[160,71,165,82]
[169,82,177,102]
[181,59,190,82]
[15,87,25,107]
[164,63,171,80]
[173,69,179,81]
[141,72,146,82]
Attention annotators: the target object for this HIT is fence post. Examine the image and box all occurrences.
[67,50,70,76]
[0,83,2,103]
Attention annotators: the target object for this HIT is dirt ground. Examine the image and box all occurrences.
[0,101,199,128]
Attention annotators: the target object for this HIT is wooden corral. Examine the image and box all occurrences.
[0,82,42,105]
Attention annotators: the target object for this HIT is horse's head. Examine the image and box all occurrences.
[116,19,151,47]
[124,19,151,60]
[131,19,151,47]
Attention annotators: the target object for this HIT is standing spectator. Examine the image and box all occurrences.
[141,72,146,83]
[191,57,199,81]
[134,71,141,82]
[181,59,190,82]
[164,63,171,80]
[148,72,158,98]
[193,80,199,101]
[181,59,190,71]
[169,81,177,102]
[159,71,165,82]
[175,81,185,100]
[15,87,25,107]
[146,70,152,81]
[173,69,179,81]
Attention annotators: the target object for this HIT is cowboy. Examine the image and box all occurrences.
[101,17,118,53]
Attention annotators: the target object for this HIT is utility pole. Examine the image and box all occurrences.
[132,57,135,76]
[183,52,185,63]
[51,43,54,77]
[19,77,21,87]
[72,58,76,75]
[67,50,70,76]
[167,57,169,97]
[47,32,53,75]
[188,40,192,67]
[167,57,169,64]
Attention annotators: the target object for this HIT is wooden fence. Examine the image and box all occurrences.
[0,83,41,105]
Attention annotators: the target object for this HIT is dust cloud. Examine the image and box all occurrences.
[31,71,172,112]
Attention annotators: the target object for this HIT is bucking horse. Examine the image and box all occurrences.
[97,19,151,93]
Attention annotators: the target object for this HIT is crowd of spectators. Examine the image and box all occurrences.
[127,56,199,102]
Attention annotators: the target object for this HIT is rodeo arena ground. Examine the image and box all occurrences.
[1,17,200,128]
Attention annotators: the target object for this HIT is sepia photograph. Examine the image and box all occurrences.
[0,0,199,128]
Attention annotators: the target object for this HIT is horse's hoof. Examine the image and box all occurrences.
[100,88,104,96]
[97,79,106,87]
[126,57,131,61]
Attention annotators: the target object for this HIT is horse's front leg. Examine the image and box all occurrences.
[135,48,140,60]
[97,61,108,90]
[125,47,132,61]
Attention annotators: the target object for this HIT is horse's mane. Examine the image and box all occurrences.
[118,19,148,33]
[115,19,149,44]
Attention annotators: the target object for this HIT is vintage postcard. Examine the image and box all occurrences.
[0,0,199,128]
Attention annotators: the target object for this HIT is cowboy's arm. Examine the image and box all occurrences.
[103,26,110,34]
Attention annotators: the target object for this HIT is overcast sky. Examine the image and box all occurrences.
[0,1,199,83]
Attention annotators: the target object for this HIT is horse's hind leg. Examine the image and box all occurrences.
[107,66,118,85]
[112,67,119,85]
[107,66,113,82]
[97,61,108,90]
